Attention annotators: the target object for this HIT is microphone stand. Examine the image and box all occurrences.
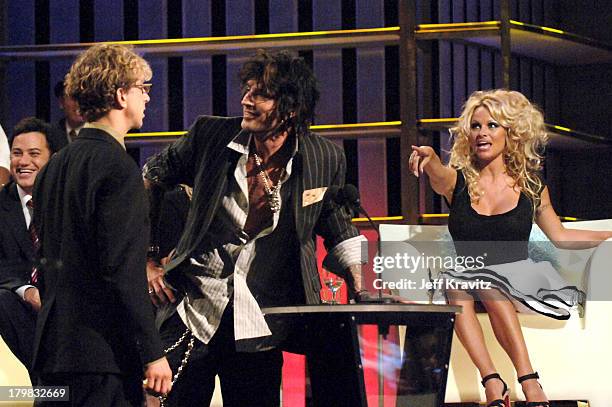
[348,201,392,305]
[344,187,392,407]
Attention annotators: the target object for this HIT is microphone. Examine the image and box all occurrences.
[340,185,378,237]
[338,184,360,214]
[329,184,378,239]
[325,184,364,217]
[330,184,392,304]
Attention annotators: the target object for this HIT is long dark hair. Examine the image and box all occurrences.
[239,49,319,136]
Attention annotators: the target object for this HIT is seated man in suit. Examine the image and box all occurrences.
[33,44,171,406]
[143,49,366,406]
[0,117,57,377]
[52,80,85,149]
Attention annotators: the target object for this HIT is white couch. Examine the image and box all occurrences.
[380,220,612,406]
[0,338,31,406]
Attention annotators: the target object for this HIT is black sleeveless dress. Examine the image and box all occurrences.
[440,170,584,320]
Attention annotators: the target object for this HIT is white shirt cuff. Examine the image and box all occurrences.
[323,235,367,272]
[15,285,35,301]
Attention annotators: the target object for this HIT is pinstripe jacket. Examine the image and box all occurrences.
[144,115,359,305]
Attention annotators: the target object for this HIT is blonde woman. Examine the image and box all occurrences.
[409,89,612,407]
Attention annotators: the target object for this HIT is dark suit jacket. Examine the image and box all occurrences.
[49,118,70,151]
[32,128,163,375]
[0,182,34,291]
[144,115,359,306]
[156,186,191,259]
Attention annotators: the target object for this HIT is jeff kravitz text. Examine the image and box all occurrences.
[371,252,491,292]
[373,277,492,291]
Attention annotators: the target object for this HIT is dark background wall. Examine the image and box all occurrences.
[546,1,612,220]
[555,1,612,43]
[0,0,610,219]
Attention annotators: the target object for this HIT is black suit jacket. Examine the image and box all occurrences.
[0,182,34,292]
[144,115,359,305]
[32,127,163,375]
[156,186,191,259]
[48,118,70,151]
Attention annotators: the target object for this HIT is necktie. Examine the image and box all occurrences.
[26,199,40,284]
[68,129,77,142]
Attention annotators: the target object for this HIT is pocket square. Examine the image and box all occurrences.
[303,187,328,207]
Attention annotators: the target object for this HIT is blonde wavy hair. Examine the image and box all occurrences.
[449,89,548,215]
[64,44,152,122]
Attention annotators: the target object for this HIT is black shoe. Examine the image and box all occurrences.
[481,373,510,407]
[518,372,550,407]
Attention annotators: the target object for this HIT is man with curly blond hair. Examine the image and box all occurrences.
[32,44,172,406]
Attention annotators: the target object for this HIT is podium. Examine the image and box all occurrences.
[263,304,461,407]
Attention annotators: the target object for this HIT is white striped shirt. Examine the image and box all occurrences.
[175,131,364,350]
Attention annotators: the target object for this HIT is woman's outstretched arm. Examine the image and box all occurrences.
[409,145,457,204]
[536,186,612,249]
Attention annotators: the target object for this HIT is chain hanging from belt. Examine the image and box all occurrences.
[252,152,284,213]
[158,328,195,407]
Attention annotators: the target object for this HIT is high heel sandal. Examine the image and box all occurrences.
[481,373,510,407]
[518,372,550,407]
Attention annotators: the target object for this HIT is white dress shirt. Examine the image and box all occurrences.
[65,122,84,143]
[15,185,35,300]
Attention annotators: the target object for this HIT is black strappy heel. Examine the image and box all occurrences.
[518,372,550,407]
[481,373,510,407]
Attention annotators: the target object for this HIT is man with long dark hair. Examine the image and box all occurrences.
[144,49,365,406]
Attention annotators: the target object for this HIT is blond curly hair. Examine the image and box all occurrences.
[449,89,548,215]
[64,44,152,122]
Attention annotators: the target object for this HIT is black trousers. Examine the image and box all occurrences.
[36,372,142,407]
[161,308,283,407]
[0,289,36,376]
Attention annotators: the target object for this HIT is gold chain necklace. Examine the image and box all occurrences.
[252,152,284,213]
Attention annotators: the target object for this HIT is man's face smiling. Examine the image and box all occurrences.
[10,131,51,194]
[240,79,280,135]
